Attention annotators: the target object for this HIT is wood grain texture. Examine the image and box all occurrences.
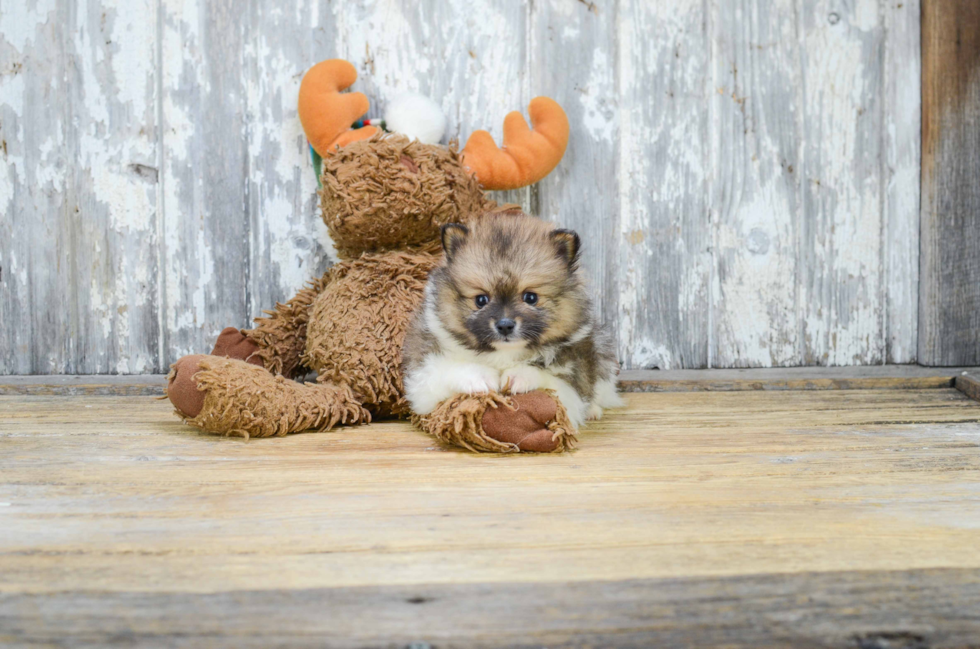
[69,0,162,374]
[957,373,980,403]
[919,0,980,367]
[710,0,803,368]
[2,391,980,593]
[0,0,927,372]
[4,364,980,395]
[883,0,920,364]
[617,0,710,369]
[244,2,337,326]
[619,364,980,381]
[0,0,72,374]
[160,0,250,361]
[336,0,533,212]
[800,0,884,366]
[1,391,980,644]
[3,569,980,648]
[530,0,619,329]
[618,373,954,393]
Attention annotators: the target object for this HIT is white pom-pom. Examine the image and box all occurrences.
[385,92,447,144]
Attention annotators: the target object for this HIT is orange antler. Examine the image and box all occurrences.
[461,97,570,191]
[298,59,380,156]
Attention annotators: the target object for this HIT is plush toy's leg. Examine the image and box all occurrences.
[415,390,575,453]
[167,355,369,438]
[241,272,332,378]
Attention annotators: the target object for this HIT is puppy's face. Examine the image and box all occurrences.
[433,214,586,352]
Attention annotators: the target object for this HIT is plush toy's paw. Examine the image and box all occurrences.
[482,391,561,452]
[501,365,544,394]
[211,327,263,366]
[416,389,574,453]
[167,355,209,418]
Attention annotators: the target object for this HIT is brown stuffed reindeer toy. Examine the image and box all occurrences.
[166,58,574,452]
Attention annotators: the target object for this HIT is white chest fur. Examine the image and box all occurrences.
[404,308,590,427]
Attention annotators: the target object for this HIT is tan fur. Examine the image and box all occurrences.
[173,356,370,439]
[447,214,570,292]
[303,251,440,418]
[413,390,575,453]
[437,213,588,351]
[400,213,620,428]
[319,135,496,258]
[243,272,333,378]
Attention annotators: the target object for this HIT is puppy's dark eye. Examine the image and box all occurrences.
[522,291,538,306]
[475,294,490,308]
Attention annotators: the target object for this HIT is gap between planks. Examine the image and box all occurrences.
[1,366,979,399]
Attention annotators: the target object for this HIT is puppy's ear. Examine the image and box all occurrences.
[440,223,470,261]
[551,228,581,269]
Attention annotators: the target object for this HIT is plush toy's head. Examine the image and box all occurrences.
[317,135,494,258]
[298,59,570,258]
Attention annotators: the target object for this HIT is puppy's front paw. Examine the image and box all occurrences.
[501,366,544,394]
[586,403,604,421]
[453,365,500,395]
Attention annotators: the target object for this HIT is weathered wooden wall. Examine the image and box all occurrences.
[0,0,922,374]
[919,0,980,367]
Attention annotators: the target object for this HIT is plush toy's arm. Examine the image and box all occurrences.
[414,390,576,453]
[242,271,333,379]
[168,355,370,438]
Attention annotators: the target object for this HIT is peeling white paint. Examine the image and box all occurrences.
[801,0,884,365]
[883,0,920,364]
[710,0,802,368]
[0,0,924,373]
[33,135,63,190]
[579,50,616,144]
[0,0,57,52]
[631,340,674,371]
[615,0,640,367]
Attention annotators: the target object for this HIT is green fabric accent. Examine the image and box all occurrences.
[310,144,323,188]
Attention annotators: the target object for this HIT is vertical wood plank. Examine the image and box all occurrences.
[67,0,160,373]
[882,0,920,364]
[800,0,884,365]
[617,0,710,369]
[244,3,336,321]
[335,0,530,212]
[710,0,803,367]
[530,0,619,331]
[160,0,250,363]
[919,0,980,366]
[0,0,929,373]
[0,0,72,374]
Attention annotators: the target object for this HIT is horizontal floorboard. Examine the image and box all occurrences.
[2,569,979,648]
[2,390,980,645]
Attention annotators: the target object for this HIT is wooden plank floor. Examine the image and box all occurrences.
[2,389,980,647]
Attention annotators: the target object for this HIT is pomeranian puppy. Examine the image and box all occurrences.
[402,212,622,428]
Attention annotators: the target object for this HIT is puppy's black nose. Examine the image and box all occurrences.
[496,318,516,336]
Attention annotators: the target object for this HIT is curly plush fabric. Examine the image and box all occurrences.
[166,130,581,452]
[169,356,370,439]
[243,272,332,378]
[415,390,576,453]
[304,250,440,418]
[319,135,497,258]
